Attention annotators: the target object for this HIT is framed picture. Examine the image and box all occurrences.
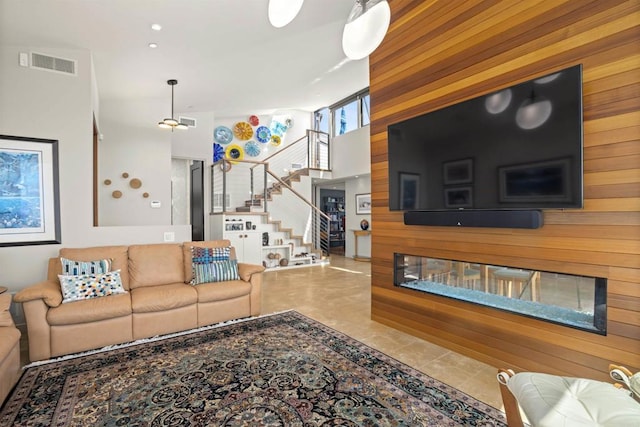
[355,193,371,215]
[399,172,419,210]
[443,158,473,184]
[0,135,61,247]
[444,187,473,208]
[498,158,572,202]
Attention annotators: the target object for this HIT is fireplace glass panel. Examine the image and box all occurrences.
[394,254,606,334]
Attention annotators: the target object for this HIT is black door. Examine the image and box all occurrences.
[190,160,205,241]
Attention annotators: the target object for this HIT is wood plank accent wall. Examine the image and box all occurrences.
[369,0,640,380]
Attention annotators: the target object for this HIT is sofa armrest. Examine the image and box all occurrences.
[237,263,265,282]
[14,280,63,308]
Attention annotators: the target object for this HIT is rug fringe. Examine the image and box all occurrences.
[24,309,295,369]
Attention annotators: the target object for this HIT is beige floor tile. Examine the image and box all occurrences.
[262,255,504,410]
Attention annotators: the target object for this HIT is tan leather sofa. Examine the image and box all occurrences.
[0,293,21,405]
[14,240,264,362]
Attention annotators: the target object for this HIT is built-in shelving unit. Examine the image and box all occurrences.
[322,195,345,255]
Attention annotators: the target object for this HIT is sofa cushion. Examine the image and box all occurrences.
[129,244,185,289]
[0,293,13,327]
[60,257,111,276]
[59,270,127,303]
[47,293,132,325]
[130,283,197,313]
[194,280,252,303]
[60,246,130,289]
[182,240,237,284]
[193,259,239,285]
[0,327,20,361]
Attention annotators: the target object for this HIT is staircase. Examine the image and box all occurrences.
[210,130,332,267]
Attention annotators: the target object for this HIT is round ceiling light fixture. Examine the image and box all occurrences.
[342,0,391,60]
[268,0,304,28]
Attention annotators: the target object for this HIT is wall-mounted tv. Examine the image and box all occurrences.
[388,64,583,212]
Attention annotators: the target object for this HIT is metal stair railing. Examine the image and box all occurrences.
[265,170,331,258]
[251,129,330,180]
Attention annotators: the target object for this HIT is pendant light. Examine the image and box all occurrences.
[268,0,304,28]
[342,0,391,60]
[158,79,188,130]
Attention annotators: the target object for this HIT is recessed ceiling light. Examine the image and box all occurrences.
[148,43,158,49]
[151,24,162,31]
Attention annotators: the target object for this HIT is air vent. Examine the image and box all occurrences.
[31,52,77,75]
[179,116,197,128]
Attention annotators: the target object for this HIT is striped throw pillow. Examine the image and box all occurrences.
[61,257,112,276]
[192,259,239,285]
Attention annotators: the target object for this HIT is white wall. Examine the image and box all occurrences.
[0,45,190,299]
[345,176,371,259]
[330,125,371,179]
[98,99,172,226]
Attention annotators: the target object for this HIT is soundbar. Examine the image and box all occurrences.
[404,210,543,229]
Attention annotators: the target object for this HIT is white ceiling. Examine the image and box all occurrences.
[0,0,370,116]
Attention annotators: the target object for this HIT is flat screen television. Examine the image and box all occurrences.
[388,64,583,212]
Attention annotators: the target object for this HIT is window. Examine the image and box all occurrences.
[314,88,369,137]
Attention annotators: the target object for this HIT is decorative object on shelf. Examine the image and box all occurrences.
[233,122,253,140]
[356,193,372,214]
[213,143,225,162]
[158,79,188,130]
[268,0,304,28]
[244,140,261,157]
[262,232,269,246]
[129,178,142,189]
[245,221,252,229]
[342,0,391,60]
[122,172,129,178]
[214,126,233,144]
[279,258,289,267]
[270,135,282,146]
[112,190,122,199]
[104,179,111,185]
[225,144,244,163]
[360,219,369,230]
[219,160,232,172]
[255,126,271,143]
[252,225,256,230]
[143,192,150,198]
[248,115,260,126]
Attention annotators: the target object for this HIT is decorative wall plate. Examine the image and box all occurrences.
[129,178,142,189]
[270,135,282,146]
[122,172,129,178]
[233,122,253,140]
[104,179,112,185]
[225,144,245,164]
[112,190,122,199]
[244,140,261,157]
[213,143,225,162]
[214,126,234,144]
[249,115,259,126]
[255,126,271,143]
[270,121,287,136]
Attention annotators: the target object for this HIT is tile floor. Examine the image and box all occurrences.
[261,255,505,411]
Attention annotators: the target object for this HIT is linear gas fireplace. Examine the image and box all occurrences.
[394,254,607,334]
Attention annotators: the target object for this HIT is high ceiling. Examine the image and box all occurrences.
[0,0,370,116]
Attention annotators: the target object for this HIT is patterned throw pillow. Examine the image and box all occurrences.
[192,259,239,285]
[60,257,112,276]
[191,246,231,264]
[59,270,126,304]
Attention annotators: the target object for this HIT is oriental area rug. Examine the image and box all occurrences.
[1,311,506,426]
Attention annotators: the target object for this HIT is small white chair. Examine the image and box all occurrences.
[497,368,640,426]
